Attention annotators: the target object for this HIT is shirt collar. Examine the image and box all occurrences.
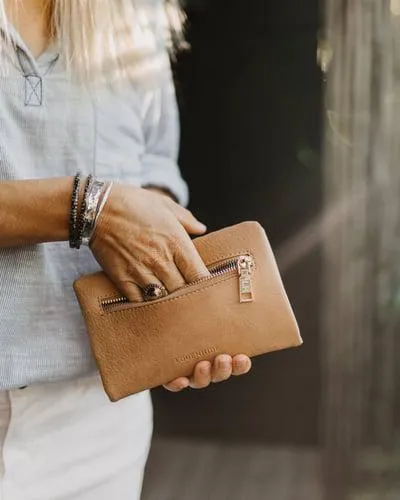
[1,21,59,74]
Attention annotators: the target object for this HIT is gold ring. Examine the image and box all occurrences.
[143,283,168,302]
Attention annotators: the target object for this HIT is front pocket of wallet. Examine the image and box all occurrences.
[99,254,255,314]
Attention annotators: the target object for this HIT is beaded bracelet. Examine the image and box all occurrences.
[69,172,82,249]
[72,174,93,250]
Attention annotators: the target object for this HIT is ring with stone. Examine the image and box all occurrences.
[142,283,168,302]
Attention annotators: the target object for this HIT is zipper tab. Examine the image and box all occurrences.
[237,255,254,303]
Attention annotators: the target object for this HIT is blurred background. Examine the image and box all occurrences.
[142,0,400,498]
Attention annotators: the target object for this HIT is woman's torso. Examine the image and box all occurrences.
[0,27,156,389]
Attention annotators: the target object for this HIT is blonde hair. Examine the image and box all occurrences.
[0,0,185,83]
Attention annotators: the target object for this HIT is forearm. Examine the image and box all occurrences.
[0,177,73,248]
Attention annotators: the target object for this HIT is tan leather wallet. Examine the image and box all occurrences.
[73,221,302,401]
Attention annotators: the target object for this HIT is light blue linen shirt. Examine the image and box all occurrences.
[0,18,188,389]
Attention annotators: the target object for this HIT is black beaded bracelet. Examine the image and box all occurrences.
[69,172,82,249]
[73,174,93,250]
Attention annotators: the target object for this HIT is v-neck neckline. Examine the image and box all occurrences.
[4,21,59,74]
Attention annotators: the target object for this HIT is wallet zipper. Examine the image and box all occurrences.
[100,254,254,311]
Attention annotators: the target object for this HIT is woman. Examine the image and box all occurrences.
[0,1,251,499]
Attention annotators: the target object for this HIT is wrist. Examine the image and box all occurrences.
[68,173,113,250]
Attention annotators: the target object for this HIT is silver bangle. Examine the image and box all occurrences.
[81,180,109,247]
[94,182,113,228]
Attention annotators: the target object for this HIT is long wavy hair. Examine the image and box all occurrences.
[0,0,185,82]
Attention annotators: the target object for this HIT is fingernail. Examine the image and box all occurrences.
[200,364,210,375]
[218,356,230,370]
[236,355,248,366]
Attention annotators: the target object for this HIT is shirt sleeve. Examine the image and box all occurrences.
[139,8,189,207]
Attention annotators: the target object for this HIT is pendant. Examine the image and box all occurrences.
[24,75,43,107]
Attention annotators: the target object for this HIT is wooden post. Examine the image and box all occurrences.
[320,1,400,498]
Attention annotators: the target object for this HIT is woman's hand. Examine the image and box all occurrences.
[90,184,209,301]
[91,185,252,391]
[163,354,252,392]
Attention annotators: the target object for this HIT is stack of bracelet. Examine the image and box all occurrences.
[69,172,113,249]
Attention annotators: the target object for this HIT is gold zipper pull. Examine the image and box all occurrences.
[237,255,254,303]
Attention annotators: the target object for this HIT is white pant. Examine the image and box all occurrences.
[0,374,153,500]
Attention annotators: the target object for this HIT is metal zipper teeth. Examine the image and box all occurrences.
[101,257,242,309]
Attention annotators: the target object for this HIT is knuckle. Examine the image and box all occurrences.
[140,252,159,269]
[168,232,185,251]
[148,247,173,270]
[132,243,170,270]
[182,211,196,223]
[180,206,193,217]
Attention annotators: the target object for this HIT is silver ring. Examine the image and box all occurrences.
[143,283,168,302]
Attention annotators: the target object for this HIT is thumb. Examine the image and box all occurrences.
[176,207,207,235]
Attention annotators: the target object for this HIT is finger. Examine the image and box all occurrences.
[211,355,232,383]
[163,377,190,392]
[170,203,207,235]
[232,355,252,376]
[174,233,210,284]
[189,361,212,389]
[116,279,144,303]
[152,259,186,293]
[127,265,166,300]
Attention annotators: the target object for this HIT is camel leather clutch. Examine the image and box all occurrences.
[73,221,302,401]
